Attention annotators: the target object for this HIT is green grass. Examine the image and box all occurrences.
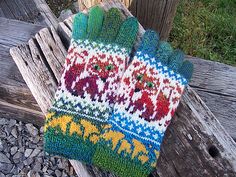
[46,0,77,17]
[169,0,236,66]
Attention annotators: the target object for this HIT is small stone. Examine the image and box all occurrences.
[28,143,37,149]
[9,119,17,127]
[0,140,4,151]
[62,171,68,177]
[55,169,62,177]
[40,126,44,134]
[0,162,13,174]
[18,147,25,153]
[27,170,33,177]
[13,152,22,160]
[16,162,24,170]
[0,172,5,177]
[0,118,9,125]
[42,166,48,173]
[57,159,63,169]
[6,153,10,158]
[35,172,40,177]
[47,169,53,175]
[29,148,41,158]
[26,124,39,136]
[10,165,20,175]
[24,149,32,158]
[4,127,11,136]
[37,157,43,163]
[33,162,41,172]
[38,151,44,157]
[10,146,18,155]
[23,158,34,166]
[11,127,18,138]
[0,152,11,163]
[32,136,40,144]
[18,122,23,132]
[8,136,16,145]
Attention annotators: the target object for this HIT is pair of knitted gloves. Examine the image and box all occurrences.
[44,6,193,177]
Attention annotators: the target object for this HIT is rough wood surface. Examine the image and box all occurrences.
[188,56,236,140]
[0,0,59,125]
[0,0,58,28]
[10,0,236,176]
[78,0,179,40]
[0,17,44,125]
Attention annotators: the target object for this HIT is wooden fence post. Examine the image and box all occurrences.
[77,0,179,40]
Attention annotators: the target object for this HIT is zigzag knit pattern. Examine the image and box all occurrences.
[93,30,194,177]
[44,6,138,164]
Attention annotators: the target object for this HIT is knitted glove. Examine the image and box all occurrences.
[93,30,193,177]
[44,6,138,164]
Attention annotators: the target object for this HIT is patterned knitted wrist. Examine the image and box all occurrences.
[44,6,138,164]
[93,30,193,177]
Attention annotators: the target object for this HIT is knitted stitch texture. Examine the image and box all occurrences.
[44,6,138,164]
[93,30,194,177]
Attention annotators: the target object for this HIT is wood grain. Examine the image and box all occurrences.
[0,0,58,28]
[0,17,44,124]
[188,56,236,140]
[10,0,236,176]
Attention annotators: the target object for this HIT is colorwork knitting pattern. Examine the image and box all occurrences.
[44,6,138,164]
[93,30,193,177]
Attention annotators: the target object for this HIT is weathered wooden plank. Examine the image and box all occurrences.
[10,0,236,176]
[35,27,66,81]
[78,0,179,40]
[0,17,44,125]
[0,100,44,126]
[188,56,236,140]
[0,0,58,28]
[33,0,59,28]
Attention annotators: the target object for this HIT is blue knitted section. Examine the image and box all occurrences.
[111,109,164,147]
[137,30,159,58]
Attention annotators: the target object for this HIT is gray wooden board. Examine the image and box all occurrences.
[0,17,44,124]
[0,0,58,28]
[188,56,236,140]
[10,0,236,176]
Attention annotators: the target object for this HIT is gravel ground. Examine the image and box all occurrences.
[0,118,78,177]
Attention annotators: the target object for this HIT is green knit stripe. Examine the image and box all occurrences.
[98,8,123,43]
[115,17,139,51]
[87,6,104,40]
[93,145,151,177]
[72,13,88,40]
[44,127,96,164]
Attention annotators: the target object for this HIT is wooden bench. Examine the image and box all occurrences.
[9,1,236,176]
[0,0,58,125]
